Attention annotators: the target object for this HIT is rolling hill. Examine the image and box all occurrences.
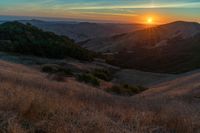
[107,32,200,73]
[82,21,200,52]
[82,21,200,73]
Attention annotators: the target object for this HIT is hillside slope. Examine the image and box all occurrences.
[0,59,199,132]
[0,20,199,132]
[140,69,200,99]
[113,69,174,87]
[134,70,200,133]
[107,32,200,73]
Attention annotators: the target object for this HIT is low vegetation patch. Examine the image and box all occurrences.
[41,64,73,76]
[91,68,113,81]
[76,73,100,86]
[106,84,148,96]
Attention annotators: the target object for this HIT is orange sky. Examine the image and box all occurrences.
[0,0,200,24]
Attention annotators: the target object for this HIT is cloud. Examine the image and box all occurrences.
[64,2,200,10]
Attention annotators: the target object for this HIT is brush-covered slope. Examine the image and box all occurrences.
[0,21,93,60]
[0,59,199,133]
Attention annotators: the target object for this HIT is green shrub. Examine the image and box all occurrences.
[41,64,73,76]
[91,69,113,81]
[106,84,147,96]
[76,73,100,86]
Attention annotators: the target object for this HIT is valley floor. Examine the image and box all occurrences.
[0,55,199,133]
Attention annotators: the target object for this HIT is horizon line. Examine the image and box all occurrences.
[0,14,199,25]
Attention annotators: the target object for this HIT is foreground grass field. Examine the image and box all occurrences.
[0,60,199,133]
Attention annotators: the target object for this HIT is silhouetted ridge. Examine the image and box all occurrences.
[162,21,199,26]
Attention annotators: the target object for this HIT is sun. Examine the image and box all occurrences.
[147,17,153,24]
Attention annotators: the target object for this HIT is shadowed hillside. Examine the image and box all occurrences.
[107,32,200,73]
[0,21,94,61]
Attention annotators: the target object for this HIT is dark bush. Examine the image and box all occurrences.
[106,84,147,96]
[76,73,100,86]
[91,69,113,81]
[41,64,73,76]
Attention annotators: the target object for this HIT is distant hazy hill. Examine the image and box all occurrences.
[19,20,145,42]
[83,21,200,52]
[0,21,93,60]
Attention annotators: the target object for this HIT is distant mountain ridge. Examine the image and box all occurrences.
[18,19,145,42]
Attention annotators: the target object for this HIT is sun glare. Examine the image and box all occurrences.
[147,17,153,24]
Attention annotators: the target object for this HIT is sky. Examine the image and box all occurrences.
[0,0,200,24]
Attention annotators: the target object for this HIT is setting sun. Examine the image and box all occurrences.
[147,17,153,24]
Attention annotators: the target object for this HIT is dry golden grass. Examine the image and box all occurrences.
[0,60,199,133]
